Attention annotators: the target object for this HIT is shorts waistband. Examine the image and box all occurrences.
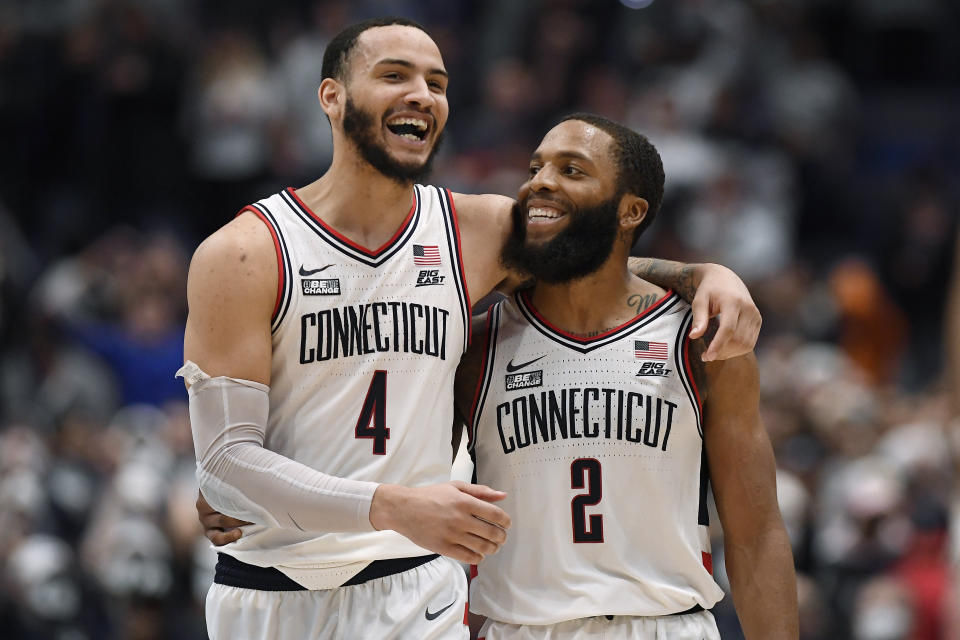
[213,553,439,591]
[673,604,705,616]
[603,604,705,621]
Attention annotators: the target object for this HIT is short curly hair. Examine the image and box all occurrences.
[559,113,665,243]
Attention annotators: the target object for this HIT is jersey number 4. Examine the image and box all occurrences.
[571,458,603,543]
[356,371,389,455]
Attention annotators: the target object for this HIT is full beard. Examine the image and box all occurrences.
[342,97,443,185]
[500,195,621,284]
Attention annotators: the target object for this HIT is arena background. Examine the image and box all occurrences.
[1,0,959,638]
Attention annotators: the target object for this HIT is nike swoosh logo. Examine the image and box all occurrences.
[299,264,335,276]
[506,355,546,373]
[424,600,456,621]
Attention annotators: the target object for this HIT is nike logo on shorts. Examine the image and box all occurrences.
[505,355,546,372]
[299,264,335,276]
[424,600,456,620]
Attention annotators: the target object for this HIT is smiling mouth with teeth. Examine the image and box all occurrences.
[527,206,564,220]
[386,117,429,141]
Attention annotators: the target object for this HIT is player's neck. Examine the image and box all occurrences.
[529,251,664,337]
[295,156,416,248]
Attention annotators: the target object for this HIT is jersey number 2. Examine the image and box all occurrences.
[571,458,603,543]
[355,370,389,455]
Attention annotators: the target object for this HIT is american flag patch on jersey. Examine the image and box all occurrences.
[635,340,668,360]
[413,244,441,266]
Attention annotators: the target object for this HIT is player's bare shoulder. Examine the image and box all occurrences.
[184,212,277,381]
[188,212,277,307]
[450,192,515,299]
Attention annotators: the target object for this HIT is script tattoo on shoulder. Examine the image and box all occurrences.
[627,293,660,316]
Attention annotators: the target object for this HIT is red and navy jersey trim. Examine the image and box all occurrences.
[516,290,681,354]
[673,310,703,437]
[698,442,711,528]
[435,187,471,354]
[240,202,294,333]
[279,186,421,268]
[468,304,501,454]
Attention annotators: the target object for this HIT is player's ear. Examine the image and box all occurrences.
[619,194,648,235]
[319,78,344,121]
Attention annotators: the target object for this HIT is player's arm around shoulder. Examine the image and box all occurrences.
[184,212,277,384]
[698,348,799,639]
[630,257,762,361]
[450,192,518,300]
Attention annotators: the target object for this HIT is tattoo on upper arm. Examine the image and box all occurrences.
[628,259,697,303]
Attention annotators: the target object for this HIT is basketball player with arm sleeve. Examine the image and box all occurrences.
[183,18,764,640]
[453,114,798,639]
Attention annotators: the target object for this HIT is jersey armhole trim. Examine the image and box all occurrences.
[240,203,292,331]
[445,188,472,345]
[674,310,703,437]
[683,332,703,414]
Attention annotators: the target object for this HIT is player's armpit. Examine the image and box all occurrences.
[628,258,761,361]
[704,354,798,639]
[454,313,492,422]
[467,611,487,640]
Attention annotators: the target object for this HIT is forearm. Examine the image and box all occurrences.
[725,525,798,639]
[199,441,378,533]
[627,257,698,302]
[184,365,378,533]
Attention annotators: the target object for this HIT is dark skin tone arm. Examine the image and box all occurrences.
[690,339,799,639]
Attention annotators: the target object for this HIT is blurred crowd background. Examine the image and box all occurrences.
[1,0,959,638]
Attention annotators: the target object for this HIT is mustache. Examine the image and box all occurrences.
[519,193,574,213]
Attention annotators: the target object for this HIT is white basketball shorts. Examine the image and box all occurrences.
[478,610,720,640]
[206,555,469,640]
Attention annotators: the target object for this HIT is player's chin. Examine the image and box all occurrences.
[525,216,569,243]
[384,143,432,168]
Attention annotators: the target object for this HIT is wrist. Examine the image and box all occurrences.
[369,483,404,531]
[690,262,707,288]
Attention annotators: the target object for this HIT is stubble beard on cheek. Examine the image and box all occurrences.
[342,97,443,185]
[500,195,622,284]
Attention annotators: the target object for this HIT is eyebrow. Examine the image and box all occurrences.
[375,58,449,78]
[530,150,594,163]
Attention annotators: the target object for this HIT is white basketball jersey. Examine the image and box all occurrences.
[222,185,470,580]
[468,291,724,625]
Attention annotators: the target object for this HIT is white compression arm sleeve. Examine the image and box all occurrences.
[178,362,378,533]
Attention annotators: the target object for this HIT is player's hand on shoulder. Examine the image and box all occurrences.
[688,263,761,362]
[369,481,511,565]
[196,490,251,546]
